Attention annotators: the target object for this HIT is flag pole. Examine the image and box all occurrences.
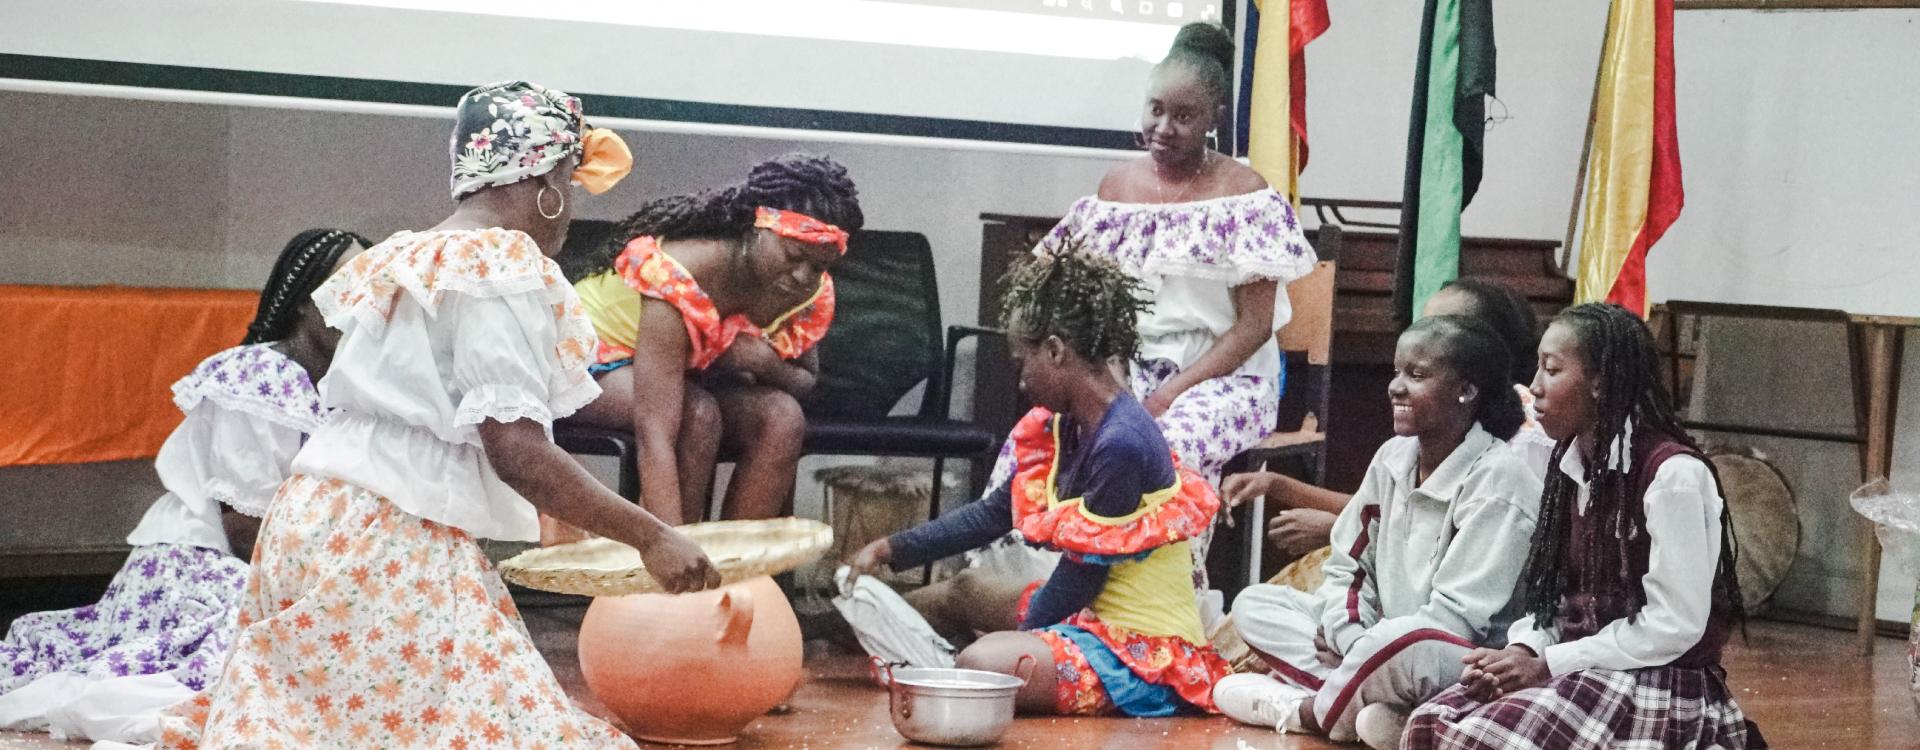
[1560,6,1616,273]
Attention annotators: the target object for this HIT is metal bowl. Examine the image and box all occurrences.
[879,663,1025,747]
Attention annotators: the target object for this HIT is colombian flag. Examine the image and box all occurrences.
[1573,0,1682,318]
[1245,0,1330,202]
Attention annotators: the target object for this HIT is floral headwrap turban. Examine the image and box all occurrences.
[449,81,631,200]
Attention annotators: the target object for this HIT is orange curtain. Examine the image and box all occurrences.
[0,285,260,467]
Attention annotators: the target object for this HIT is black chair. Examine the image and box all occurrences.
[801,229,1004,525]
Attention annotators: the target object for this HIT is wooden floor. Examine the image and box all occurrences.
[2,603,1913,749]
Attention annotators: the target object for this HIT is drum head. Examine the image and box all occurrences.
[1710,451,1801,615]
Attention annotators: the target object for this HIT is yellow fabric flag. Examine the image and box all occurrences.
[1246,0,1299,204]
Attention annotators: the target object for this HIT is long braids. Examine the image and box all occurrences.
[563,153,864,282]
[1518,303,1743,625]
[999,245,1148,364]
[241,228,369,345]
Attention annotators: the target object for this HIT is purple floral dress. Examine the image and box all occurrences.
[1,344,321,700]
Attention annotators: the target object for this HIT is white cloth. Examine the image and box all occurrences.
[125,344,323,551]
[1505,450,1725,676]
[294,228,601,542]
[833,567,956,670]
[1037,189,1318,383]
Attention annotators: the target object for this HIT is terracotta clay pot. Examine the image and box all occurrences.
[577,576,803,745]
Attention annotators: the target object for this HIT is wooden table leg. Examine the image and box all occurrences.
[1858,323,1903,654]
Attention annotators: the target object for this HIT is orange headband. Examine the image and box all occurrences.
[755,206,849,255]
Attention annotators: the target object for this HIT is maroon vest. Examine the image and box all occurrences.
[1556,431,1734,669]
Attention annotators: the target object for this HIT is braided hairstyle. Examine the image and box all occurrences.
[565,153,863,282]
[1435,278,1540,385]
[1402,315,1527,440]
[241,228,369,345]
[999,246,1149,365]
[1517,303,1743,626]
[1158,22,1236,112]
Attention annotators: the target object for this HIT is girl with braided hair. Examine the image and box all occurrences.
[1404,303,1765,749]
[847,250,1231,717]
[1213,315,1542,749]
[566,153,863,525]
[0,228,364,743]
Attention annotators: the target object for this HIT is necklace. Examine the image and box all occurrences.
[1153,150,1214,205]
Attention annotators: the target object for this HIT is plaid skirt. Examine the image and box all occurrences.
[1404,664,1766,749]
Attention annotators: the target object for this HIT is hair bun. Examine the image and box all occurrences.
[1170,22,1235,75]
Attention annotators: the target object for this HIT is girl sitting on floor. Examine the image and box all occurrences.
[564,155,862,525]
[847,250,1231,717]
[1404,303,1766,749]
[1214,315,1543,749]
[0,229,365,744]
[148,81,717,750]
[1221,278,1549,560]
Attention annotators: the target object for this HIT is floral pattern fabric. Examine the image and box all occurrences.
[171,344,325,440]
[315,227,598,413]
[449,81,585,200]
[155,475,636,750]
[1005,408,1217,560]
[596,236,834,370]
[2,545,248,696]
[1037,190,1316,286]
[1003,407,1231,715]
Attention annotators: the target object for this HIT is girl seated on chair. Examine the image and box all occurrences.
[1402,303,1765,750]
[847,250,1230,717]
[564,154,862,525]
[1214,315,1543,749]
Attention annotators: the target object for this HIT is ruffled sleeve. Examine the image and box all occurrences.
[1036,190,1317,287]
[612,236,738,370]
[1006,408,1220,559]
[128,344,320,549]
[447,292,600,432]
[316,228,601,430]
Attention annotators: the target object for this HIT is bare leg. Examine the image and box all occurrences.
[955,631,1060,714]
[676,383,722,523]
[562,369,721,524]
[712,385,806,520]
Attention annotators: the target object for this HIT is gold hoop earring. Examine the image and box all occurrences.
[536,185,565,220]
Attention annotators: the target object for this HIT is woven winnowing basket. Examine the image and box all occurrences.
[500,518,833,597]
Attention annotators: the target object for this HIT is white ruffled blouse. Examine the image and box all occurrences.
[1036,189,1317,382]
[291,228,601,542]
[126,344,325,553]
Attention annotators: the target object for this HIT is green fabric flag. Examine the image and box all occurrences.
[1392,0,1495,328]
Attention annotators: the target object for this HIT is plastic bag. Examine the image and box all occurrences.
[1849,478,1920,699]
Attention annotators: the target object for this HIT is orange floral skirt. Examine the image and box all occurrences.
[154,474,635,750]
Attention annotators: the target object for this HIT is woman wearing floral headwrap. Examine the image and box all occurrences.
[564,154,863,526]
[147,81,708,750]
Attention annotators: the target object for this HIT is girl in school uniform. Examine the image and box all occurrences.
[1403,302,1766,749]
[1214,315,1543,749]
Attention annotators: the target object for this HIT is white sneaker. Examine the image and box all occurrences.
[1212,673,1312,732]
[1355,703,1411,750]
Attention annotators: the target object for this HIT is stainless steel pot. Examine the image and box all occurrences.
[877,659,1027,747]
